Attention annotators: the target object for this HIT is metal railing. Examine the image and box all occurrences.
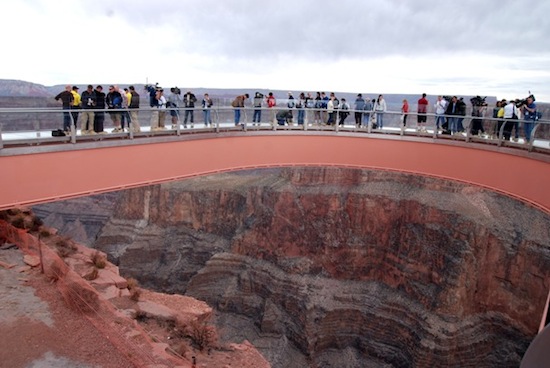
[0,105,549,153]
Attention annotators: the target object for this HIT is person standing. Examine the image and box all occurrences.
[296,92,306,125]
[70,86,81,130]
[354,94,365,127]
[119,88,132,132]
[93,85,106,133]
[232,93,249,126]
[401,99,409,128]
[502,100,519,141]
[167,87,182,129]
[127,85,141,133]
[54,85,74,132]
[338,98,350,126]
[434,96,447,132]
[252,92,264,125]
[363,97,373,128]
[266,92,276,125]
[417,93,429,131]
[373,94,386,129]
[445,96,460,135]
[79,85,96,134]
[522,96,537,143]
[150,88,167,131]
[313,92,322,125]
[106,85,123,133]
[182,90,197,128]
[456,97,467,133]
[202,93,213,126]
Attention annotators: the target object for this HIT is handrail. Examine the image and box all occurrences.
[0,105,548,154]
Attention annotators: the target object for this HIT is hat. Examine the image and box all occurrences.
[72,86,79,90]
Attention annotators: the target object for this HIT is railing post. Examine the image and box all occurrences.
[0,124,3,149]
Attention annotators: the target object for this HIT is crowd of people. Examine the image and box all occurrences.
[55,85,540,143]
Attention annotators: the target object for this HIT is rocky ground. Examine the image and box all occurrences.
[0,212,270,368]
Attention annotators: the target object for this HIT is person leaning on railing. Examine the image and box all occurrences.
[54,85,74,132]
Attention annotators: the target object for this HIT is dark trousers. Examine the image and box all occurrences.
[184,109,194,124]
[94,112,105,132]
[120,111,131,129]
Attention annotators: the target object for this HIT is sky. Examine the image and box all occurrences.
[2,0,550,102]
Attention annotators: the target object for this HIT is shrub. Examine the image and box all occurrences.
[186,320,218,351]
[11,215,26,229]
[83,267,99,281]
[30,217,44,232]
[90,250,107,269]
[127,277,141,301]
[39,228,52,238]
[0,211,9,221]
[55,237,77,258]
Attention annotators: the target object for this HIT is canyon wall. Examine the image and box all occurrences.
[35,167,550,367]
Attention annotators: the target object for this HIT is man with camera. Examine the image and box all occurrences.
[522,96,537,143]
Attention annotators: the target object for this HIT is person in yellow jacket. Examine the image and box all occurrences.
[70,86,81,130]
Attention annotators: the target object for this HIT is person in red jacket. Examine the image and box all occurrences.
[401,99,409,128]
[417,93,429,132]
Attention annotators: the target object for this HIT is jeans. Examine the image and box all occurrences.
[457,117,464,132]
[376,112,384,128]
[62,107,71,131]
[297,109,305,125]
[448,117,458,133]
[435,114,445,129]
[184,109,194,124]
[253,109,261,123]
[524,118,535,142]
[234,109,241,125]
[203,109,212,125]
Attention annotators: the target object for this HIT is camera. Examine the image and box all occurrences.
[470,95,487,107]
[144,82,159,92]
[172,87,181,95]
[514,94,535,108]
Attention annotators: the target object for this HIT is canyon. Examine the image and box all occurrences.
[33,167,550,367]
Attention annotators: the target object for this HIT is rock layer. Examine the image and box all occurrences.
[35,167,550,367]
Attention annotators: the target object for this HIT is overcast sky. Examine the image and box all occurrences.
[2,0,549,101]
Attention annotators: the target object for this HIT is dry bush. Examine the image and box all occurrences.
[39,228,52,238]
[7,208,21,216]
[55,237,77,258]
[127,277,141,301]
[11,214,26,229]
[83,267,99,281]
[0,210,9,221]
[186,320,218,351]
[60,279,100,314]
[30,216,44,232]
[46,260,66,282]
[90,250,107,269]
[172,342,190,358]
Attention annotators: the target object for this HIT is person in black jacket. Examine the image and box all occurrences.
[93,85,106,133]
[54,85,74,132]
[128,86,141,133]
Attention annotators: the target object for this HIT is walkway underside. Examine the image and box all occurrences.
[1,134,549,213]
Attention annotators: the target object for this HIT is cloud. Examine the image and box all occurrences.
[2,0,550,101]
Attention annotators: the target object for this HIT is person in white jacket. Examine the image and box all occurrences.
[373,94,387,129]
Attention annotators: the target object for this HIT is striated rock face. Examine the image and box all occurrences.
[35,167,550,367]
